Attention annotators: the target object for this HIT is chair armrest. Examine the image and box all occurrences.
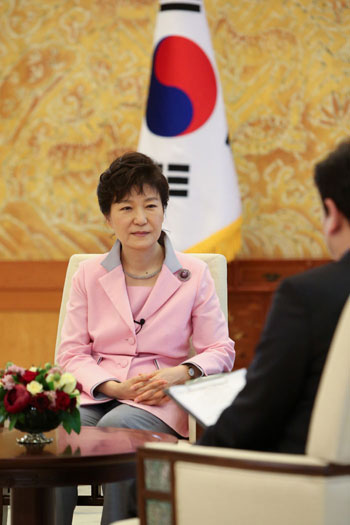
[142,441,328,469]
[137,443,350,525]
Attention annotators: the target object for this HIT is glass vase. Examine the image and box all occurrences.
[15,406,61,445]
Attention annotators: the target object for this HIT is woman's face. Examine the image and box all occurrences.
[107,184,164,252]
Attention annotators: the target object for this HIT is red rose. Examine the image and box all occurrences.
[30,393,50,412]
[21,370,39,384]
[76,381,83,393]
[4,384,31,414]
[55,390,71,411]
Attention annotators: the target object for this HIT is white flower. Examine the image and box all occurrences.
[58,373,77,394]
[27,380,43,395]
[46,373,60,388]
[29,366,37,372]
[72,388,81,406]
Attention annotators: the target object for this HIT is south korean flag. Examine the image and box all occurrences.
[138,0,241,261]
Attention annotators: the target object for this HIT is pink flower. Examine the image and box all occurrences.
[1,374,16,390]
[6,365,25,376]
[45,391,57,408]
[4,384,31,414]
[47,366,61,375]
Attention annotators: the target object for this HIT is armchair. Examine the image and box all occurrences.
[134,297,350,525]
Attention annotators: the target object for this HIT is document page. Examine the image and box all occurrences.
[166,368,247,428]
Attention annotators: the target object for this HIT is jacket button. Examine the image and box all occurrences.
[128,337,135,345]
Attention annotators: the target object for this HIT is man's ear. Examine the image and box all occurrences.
[324,198,342,234]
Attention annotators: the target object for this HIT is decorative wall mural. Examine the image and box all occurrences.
[0,0,349,260]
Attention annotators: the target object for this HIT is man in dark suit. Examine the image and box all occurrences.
[199,139,350,454]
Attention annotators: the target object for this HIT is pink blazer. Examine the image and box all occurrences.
[57,235,235,437]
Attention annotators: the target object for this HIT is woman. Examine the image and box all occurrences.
[56,152,235,524]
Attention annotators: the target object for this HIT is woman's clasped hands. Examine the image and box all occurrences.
[133,365,189,405]
[97,366,189,406]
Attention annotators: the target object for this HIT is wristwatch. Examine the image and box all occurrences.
[184,364,196,379]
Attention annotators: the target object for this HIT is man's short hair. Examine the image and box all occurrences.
[314,140,350,221]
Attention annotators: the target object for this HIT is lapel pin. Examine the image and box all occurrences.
[176,269,191,282]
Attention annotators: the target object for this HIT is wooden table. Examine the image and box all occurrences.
[0,425,177,525]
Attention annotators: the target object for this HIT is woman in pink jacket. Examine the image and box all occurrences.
[56,151,235,524]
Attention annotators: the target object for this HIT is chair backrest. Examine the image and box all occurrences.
[55,254,97,355]
[55,252,228,358]
[306,296,350,464]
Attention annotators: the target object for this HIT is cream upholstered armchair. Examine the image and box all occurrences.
[53,252,228,507]
[129,297,350,525]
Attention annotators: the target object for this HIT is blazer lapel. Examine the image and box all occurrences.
[97,233,184,328]
[138,266,182,320]
[138,233,183,319]
[99,267,135,333]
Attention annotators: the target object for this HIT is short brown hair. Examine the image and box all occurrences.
[97,152,169,216]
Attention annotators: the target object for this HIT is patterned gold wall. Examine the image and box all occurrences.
[0,0,349,260]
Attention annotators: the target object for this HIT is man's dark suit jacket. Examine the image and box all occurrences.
[199,250,350,454]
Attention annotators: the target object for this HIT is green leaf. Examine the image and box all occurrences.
[70,408,81,434]
[61,419,72,434]
[8,414,18,430]
[36,371,46,385]
[60,411,74,434]
[60,409,81,434]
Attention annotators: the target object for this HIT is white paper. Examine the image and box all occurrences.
[166,368,247,428]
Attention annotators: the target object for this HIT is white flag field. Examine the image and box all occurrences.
[138,0,241,262]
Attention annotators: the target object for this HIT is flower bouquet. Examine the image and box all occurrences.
[0,362,81,444]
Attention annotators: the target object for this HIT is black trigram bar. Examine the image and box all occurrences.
[169,189,188,196]
[160,3,201,12]
[167,163,190,197]
[168,176,189,184]
[168,164,190,172]
[169,190,188,197]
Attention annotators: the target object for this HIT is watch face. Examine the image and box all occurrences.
[188,366,195,377]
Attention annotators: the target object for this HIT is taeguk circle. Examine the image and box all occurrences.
[146,36,217,137]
